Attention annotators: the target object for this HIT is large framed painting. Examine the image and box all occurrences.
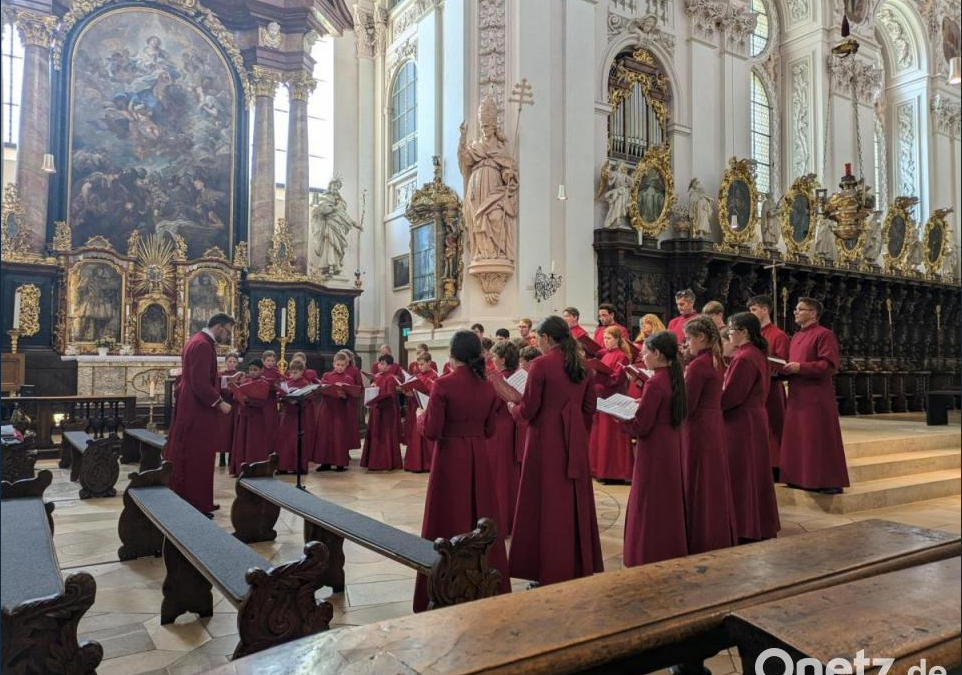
[186,268,233,336]
[410,222,437,303]
[68,259,125,346]
[718,157,759,247]
[392,254,411,290]
[882,196,917,274]
[780,174,820,257]
[628,145,675,237]
[923,208,952,276]
[65,6,238,259]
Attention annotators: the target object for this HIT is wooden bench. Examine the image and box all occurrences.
[200,520,960,675]
[231,455,501,609]
[1,471,103,675]
[1,433,37,483]
[121,428,166,470]
[926,389,961,426]
[117,462,334,658]
[63,430,121,499]
[725,557,961,675]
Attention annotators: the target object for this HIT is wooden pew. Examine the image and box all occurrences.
[1,433,37,483]
[230,455,501,608]
[116,462,334,658]
[200,520,959,675]
[62,430,121,499]
[926,389,961,426]
[121,428,166,470]
[1,471,103,675]
[725,557,961,675]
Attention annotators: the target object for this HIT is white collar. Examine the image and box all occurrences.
[201,327,216,342]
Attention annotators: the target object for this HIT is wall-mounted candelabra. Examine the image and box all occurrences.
[533,263,563,303]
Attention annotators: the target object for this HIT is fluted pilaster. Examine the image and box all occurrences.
[285,71,316,274]
[249,65,282,270]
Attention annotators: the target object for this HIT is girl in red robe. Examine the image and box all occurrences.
[337,349,363,452]
[488,340,522,536]
[403,353,438,473]
[275,360,313,475]
[514,346,541,465]
[229,359,274,476]
[413,330,511,612]
[620,330,689,566]
[509,316,604,587]
[314,353,357,471]
[218,352,241,468]
[588,325,634,483]
[360,354,403,471]
[721,312,781,542]
[681,317,738,553]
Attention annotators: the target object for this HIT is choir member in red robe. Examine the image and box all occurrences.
[275,361,314,474]
[413,330,511,611]
[509,316,604,587]
[619,330,689,565]
[338,349,363,451]
[588,326,634,483]
[780,297,850,493]
[667,288,699,343]
[291,352,318,382]
[629,314,666,398]
[517,318,539,346]
[260,350,282,440]
[563,307,588,339]
[749,294,790,477]
[487,341,522,536]
[164,314,235,515]
[229,359,275,476]
[314,353,357,471]
[403,353,438,473]
[721,312,781,541]
[360,354,403,471]
[377,344,403,378]
[593,302,628,344]
[514,345,541,463]
[217,352,241,468]
[681,317,738,553]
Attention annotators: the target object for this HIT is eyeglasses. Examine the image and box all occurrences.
[675,290,693,299]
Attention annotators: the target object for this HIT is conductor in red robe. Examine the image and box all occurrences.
[780,297,850,493]
[667,288,699,343]
[749,294,790,476]
[164,313,234,516]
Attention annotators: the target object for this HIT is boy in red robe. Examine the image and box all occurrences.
[229,359,274,476]
[360,354,403,470]
[217,352,241,467]
[749,294,791,479]
[563,307,588,339]
[260,350,282,439]
[276,360,314,475]
[403,353,438,472]
[315,353,358,471]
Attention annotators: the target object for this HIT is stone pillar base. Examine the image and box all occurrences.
[468,259,514,305]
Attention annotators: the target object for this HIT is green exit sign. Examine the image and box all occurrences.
[402,328,411,338]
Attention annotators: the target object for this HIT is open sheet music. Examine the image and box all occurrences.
[279,382,321,398]
[415,390,430,410]
[767,357,787,366]
[596,393,641,421]
[363,386,380,405]
[395,371,417,386]
[505,369,527,394]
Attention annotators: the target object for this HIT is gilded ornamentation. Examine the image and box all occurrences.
[135,297,174,353]
[250,219,304,282]
[286,71,317,102]
[780,173,820,257]
[718,157,759,248]
[236,294,250,353]
[16,284,41,337]
[172,234,188,261]
[251,65,283,98]
[259,21,282,49]
[83,235,115,250]
[307,299,319,343]
[202,246,226,260]
[922,208,952,276]
[52,221,72,253]
[127,229,141,257]
[131,234,176,296]
[628,144,676,237]
[233,241,249,269]
[13,10,58,48]
[1,183,37,262]
[882,196,919,274]
[331,303,349,346]
[286,297,296,340]
[257,298,277,343]
[610,53,670,130]
[823,170,878,266]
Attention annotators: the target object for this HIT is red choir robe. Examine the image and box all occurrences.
[276,375,315,473]
[667,313,698,343]
[442,362,453,376]
[229,376,275,476]
[761,322,790,470]
[218,368,240,459]
[593,323,628,345]
[360,372,403,470]
[588,348,634,481]
[164,330,222,513]
[682,351,738,553]
[621,367,688,566]
[487,367,521,536]
[413,366,512,612]
[569,324,588,339]
[314,371,357,468]
[721,344,781,541]
[780,324,850,490]
[403,371,437,472]
[509,347,604,585]
[520,334,538,347]
[260,365,282,440]
[345,365,363,450]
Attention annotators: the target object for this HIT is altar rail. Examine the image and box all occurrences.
[0,395,137,452]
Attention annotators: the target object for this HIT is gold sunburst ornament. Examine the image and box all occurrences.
[132,234,176,296]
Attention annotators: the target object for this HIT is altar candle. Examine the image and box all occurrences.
[148,379,155,398]
[844,163,852,176]
[280,307,287,338]
[730,214,738,230]
[550,259,555,273]
[12,289,21,330]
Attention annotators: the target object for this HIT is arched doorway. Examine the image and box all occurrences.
[396,309,412,369]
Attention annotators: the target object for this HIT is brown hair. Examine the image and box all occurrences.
[604,325,632,360]
[491,340,520,371]
[416,352,433,364]
[702,301,724,316]
[519,345,542,362]
[683,315,724,370]
[644,330,687,427]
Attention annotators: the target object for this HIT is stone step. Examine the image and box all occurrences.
[847,448,962,482]
[843,431,961,459]
[775,470,962,514]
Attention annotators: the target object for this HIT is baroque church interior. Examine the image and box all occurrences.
[1,0,960,673]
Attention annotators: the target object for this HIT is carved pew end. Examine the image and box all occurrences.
[426,517,501,610]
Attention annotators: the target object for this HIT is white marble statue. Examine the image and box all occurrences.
[458,94,519,262]
[813,217,837,261]
[311,176,362,276]
[760,193,782,248]
[688,178,714,239]
[862,211,883,264]
[906,238,925,272]
[601,161,632,229]
[942,242,959,280]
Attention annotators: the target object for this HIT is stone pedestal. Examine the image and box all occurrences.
[64,355,183,402]
[467,259,515,306]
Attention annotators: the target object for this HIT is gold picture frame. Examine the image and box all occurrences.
[66,256,127,349]
[780,174,820,257]
[882,196,917,274]
[135,296,174,354]
[628,145,675,237]
[718,157,759,248]
[923,208,953,276]
[183,261,237,354]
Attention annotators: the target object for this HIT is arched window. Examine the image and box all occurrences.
[2,23,24,146]
[750,72,773,196]
[750,0,770,58]
[607,50,670,166]
[389,61,417,177]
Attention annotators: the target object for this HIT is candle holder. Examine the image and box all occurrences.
[533,266,563,303]
[277,335,291,374]
[132,369,167,431]
[7,329,20,354]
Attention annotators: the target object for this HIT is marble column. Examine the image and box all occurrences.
[285,71,315,275]
[14,10,57,253]
[249,66,282,270]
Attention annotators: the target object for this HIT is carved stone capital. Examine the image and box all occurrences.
[828,55,882,105]
[286,71,317,101]
[13,10,58,49]
[392,0,436,42]
[718,3,757,52]
[386,37,418,87]
[250,65,283,99]
[607,11,676,53]
[353,4,387,59]
[685,0,726,42]
[930,93,961,138]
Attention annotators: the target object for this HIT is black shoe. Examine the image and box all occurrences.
[203,512,215,519]
[334,466,347,472]
[315,464,332,472]
[275,470,290,475]
[816,487,843,495]
[772,467,781,482]
[211,504,221,512]
[218,453,227,467]
[525,581,541,590]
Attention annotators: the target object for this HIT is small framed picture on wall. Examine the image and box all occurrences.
[392,254,411,290]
